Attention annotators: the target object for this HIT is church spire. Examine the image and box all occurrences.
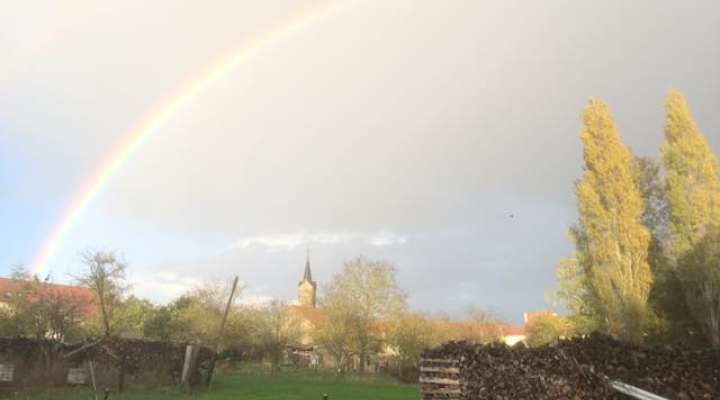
[298,245,317,308]
[303,246,312,282]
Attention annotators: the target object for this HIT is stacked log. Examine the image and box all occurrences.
[420,333,720,399]
[422,340,617,399]
[555,333,720,399]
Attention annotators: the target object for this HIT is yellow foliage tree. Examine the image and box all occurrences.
[317,257,407,372]
[386,314,438,379]
[662,90,720,255]
[575,98,653,343]
[662,90,720,347]
[525,313,571,347]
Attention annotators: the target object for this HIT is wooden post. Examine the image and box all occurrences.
[207,276,239,390]
[218,277,240,342]
[181,344,194,386]
[117,354,127,393]
[88,360,98,400]
[182,345,200,393]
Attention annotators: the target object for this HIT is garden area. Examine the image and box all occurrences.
[6,365,419,400]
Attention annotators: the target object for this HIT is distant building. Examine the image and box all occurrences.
[0,277,96,341]
[288,255,532,371]
[0,277,95,317]
[501,324,526,346]
[291,254,321,349]
[289,304,322,349]
[297,253,317,308]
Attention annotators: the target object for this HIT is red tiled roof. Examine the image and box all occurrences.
[433,321,513,341]
[0,278,96,317]
[501,324,525,336]
[0,279,20,301]
[287,304,528,339]
[289,305,324,326]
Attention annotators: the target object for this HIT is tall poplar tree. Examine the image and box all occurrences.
[575,98,653,343]
[662,90,720,254]
[662,90,720,346]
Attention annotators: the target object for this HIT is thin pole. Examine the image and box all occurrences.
[219,277,240,338]
[207,276,239,390]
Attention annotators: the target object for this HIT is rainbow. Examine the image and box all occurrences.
[30,1,351,275]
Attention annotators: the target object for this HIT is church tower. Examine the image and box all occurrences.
[297,251,317,308]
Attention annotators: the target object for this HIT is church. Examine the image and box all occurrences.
[289,254,382,370]
[289,254,323,355]
[288,253,530,370]
[297,254,317,308]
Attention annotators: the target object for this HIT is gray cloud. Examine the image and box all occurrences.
[2,0,719,323]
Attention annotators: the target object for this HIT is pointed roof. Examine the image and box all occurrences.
[303,252,313,282]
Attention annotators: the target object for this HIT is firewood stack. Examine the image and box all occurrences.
[555,333,720,398]
[420,333,720,399]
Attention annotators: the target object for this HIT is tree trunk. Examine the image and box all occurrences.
[96,280,111,337]
[700,281,720,348]
[117,354,127,392]
[710,315,719,348]
[271,353,279,375]
[359,349,366,373]
[37,334,51,370]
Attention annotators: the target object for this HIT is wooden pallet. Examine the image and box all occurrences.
[418,357,462,400]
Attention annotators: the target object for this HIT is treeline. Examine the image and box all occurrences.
[1,254,512,380]
[0,252,304,374]
[554,90,720,348]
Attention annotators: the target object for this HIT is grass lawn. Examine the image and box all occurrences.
[6,366,419,400]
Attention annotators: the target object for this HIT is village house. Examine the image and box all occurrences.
[0,277,96,341]
[287,256,532,370]
[0,277,95,314]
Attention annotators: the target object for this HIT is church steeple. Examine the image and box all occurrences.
[303,250,313,282]
[297,247,317,308]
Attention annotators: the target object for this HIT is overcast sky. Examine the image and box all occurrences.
[1,0,719,323]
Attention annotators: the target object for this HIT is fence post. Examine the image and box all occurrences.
[181,344,194,387]
[207,276,240,390]
[181,344,201,392]
[87,359,98,400]
[117,354,127,393]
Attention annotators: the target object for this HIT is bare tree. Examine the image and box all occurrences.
[253,300,302,374]
[76,250,128,337]
[319,257,407,373]
[313,303,357,372]
[387,313,437,379]
[465,306,497,324]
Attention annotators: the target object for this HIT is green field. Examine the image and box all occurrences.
[7,367,419,400]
